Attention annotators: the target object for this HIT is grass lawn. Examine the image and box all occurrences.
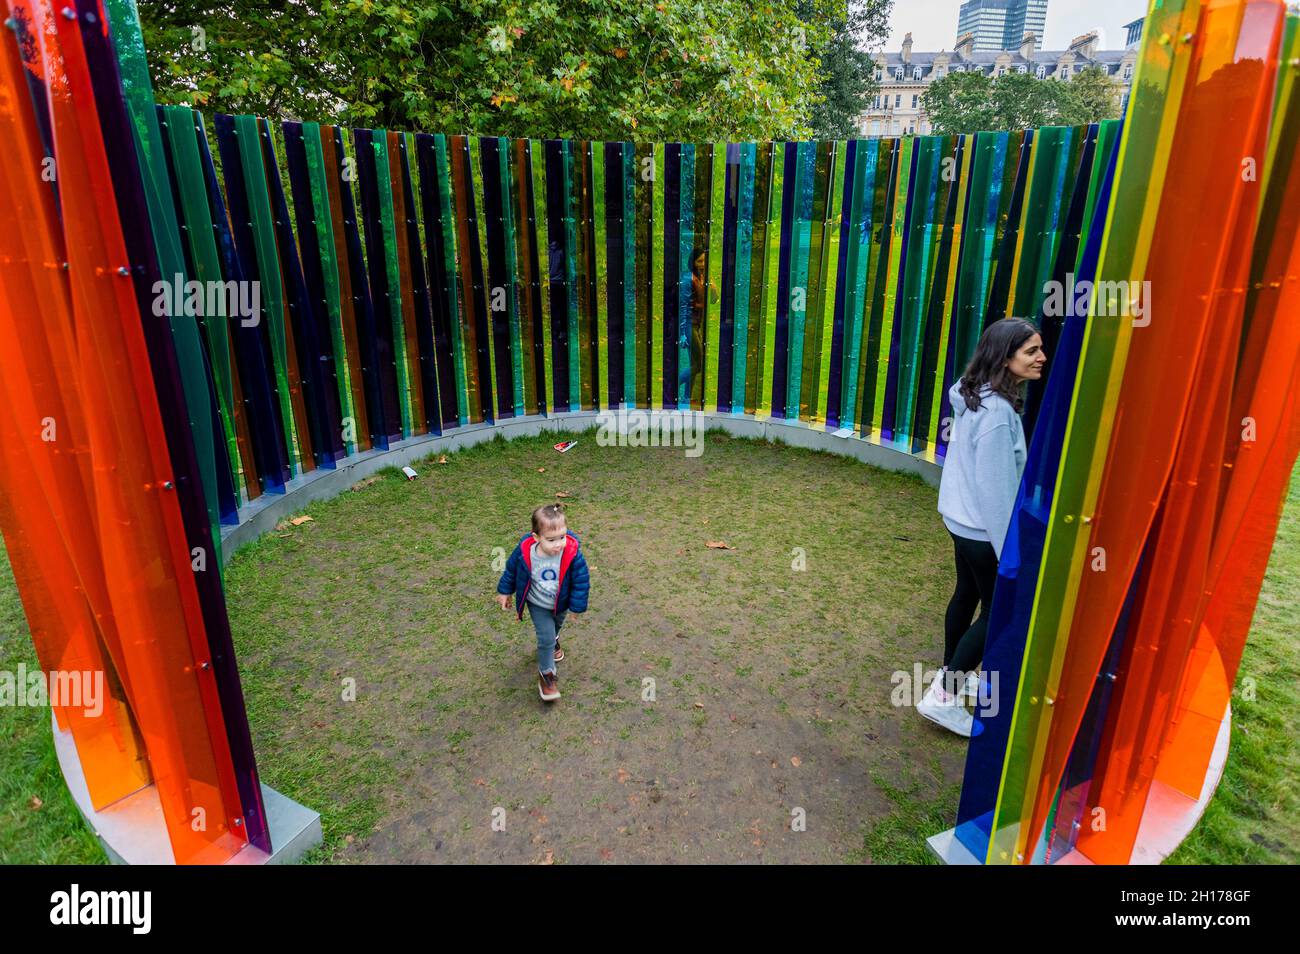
[1,430,1296,864]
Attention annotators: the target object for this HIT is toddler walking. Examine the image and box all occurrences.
[495,503,590,701]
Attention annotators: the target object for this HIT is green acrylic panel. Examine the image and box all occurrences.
[705,142,726,412]
[1011,126,1074,320]
[730,143,756,412]
[857,139,894,435]
[873,136,913,433]
[583,141,599,411]
[633,142,654,407]
[500,138,525,416]
[786,141,813,418]
[302,122,357,455]
[622,142,637,407]
[235,113,300,474]
[564,141,581,411]
[677,143,697,409]
[927,135,974,453]
[760,142,785,418]
[434,135,469,425]
[161,106,244,499]
[467,136,498,419]
[651,142,665,409]
[814,140,846,426]
[529,140,553,414]
[796,139,830,422]
[112,36,224,546]
[838,140,869,430]
[371,131,412,436]
[894,136,942,446]
[592,141,609,410]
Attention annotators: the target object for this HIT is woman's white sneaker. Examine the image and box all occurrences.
[917,673,973,737]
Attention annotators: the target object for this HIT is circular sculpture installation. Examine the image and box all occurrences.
[0,0,1296,864]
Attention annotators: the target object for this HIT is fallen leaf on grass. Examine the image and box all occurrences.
[616,767,631,784]
[290,515,314,526]
[790,756,802,767]
[437,455,448,464]
[538,467,545,473]
[555,491,573,498]
[28,796,42,811]
[704,540,735,550]
[693,702,705,709]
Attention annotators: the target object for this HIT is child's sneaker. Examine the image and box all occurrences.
[916,671,973,737]
[538,671,561,702]
[553,640,564,662]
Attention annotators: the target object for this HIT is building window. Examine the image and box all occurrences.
[874,68,882,81]
[1017,65,1027,74]
[997,67,1006,76]
[911,94,918,108]
[1122,64,1133,80]
[895,67,904,80]
[871,120,881,137]
[1060,65,1070,79]
[913,67,922,80]
[1037,64,1047,79]
[895,94,901,107]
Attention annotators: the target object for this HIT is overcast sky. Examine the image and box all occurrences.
[885,0,1151,52]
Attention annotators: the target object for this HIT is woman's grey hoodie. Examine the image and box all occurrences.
[937,381,1027,559]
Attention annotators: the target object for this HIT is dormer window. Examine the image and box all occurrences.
[1122,64,1133,80]
[1037,64,1047,79]
[874,68,882,81]
[913,66,922,80]
[895,67,904,81]
[1017,64,1027,74]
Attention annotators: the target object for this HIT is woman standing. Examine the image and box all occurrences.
[917,318,1046,737]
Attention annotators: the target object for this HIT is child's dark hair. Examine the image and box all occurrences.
[532,503,567,534]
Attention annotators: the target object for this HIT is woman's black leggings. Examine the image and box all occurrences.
[944,530,1000,674]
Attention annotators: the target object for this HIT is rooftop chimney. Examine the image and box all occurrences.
[954,31,975,58]
[1069,31,1099,58]
[901,31,913,63]
[1019,32,1039,59]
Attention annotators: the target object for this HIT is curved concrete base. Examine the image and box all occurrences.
[926,701,1232,865]
[220,410,942,564]
[52,713,321,865]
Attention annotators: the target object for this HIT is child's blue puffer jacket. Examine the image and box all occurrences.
[497,531,590,619]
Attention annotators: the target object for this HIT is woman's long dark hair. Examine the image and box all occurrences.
[958,317,1039,413]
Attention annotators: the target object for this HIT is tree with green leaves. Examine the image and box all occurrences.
[1067,64,1124,123]
[799,0,893,140]
[923,65,1122,135]
[138,0,887,141]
